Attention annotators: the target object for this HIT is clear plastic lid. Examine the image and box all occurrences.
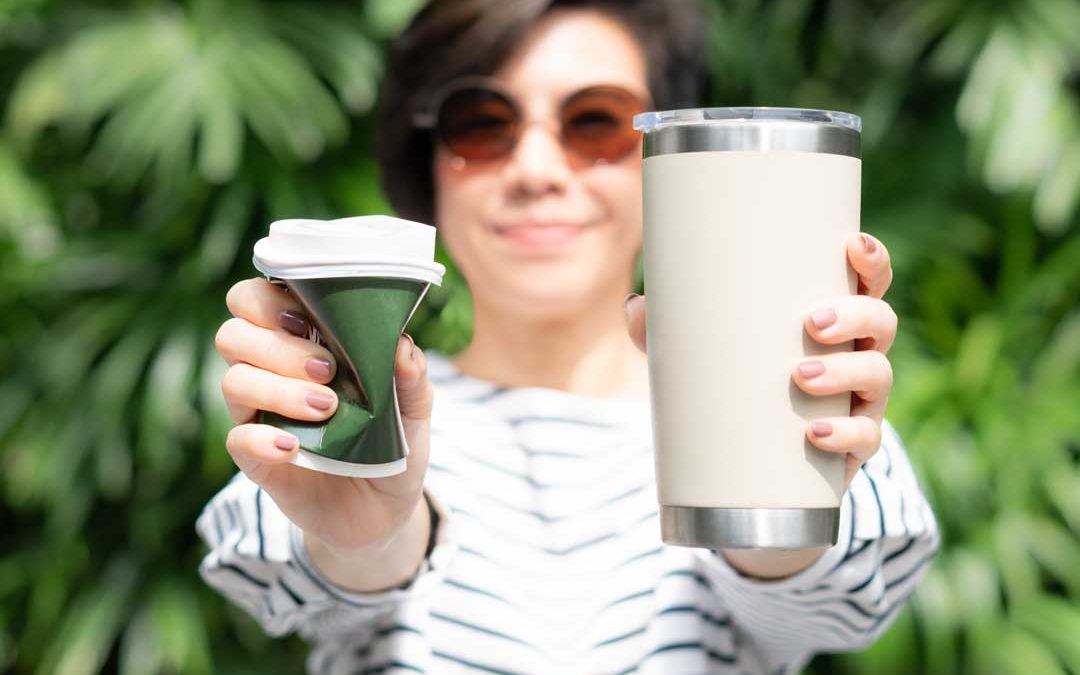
[633,107,861,133]
[253,216,446,284]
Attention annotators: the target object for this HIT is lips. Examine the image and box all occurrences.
[494,221,586,250]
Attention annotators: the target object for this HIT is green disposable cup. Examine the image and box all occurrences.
[252,217,445,477]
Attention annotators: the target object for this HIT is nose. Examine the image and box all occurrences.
[503,121,572,198]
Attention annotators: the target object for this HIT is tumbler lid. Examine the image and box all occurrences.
[633,107,861,159]
[253,216,446,284]
[633,107,861,133]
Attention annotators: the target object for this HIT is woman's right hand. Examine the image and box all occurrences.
[215,278,433,556]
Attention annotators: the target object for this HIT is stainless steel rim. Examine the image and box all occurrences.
[660,506,840,549]
[643,121,860,159]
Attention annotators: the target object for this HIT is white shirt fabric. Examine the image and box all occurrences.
[197,351,939,675]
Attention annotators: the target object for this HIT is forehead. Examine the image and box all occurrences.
[493,9,650,105]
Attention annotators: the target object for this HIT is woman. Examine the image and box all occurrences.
[199,1,939,673]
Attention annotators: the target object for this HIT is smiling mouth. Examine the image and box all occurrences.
[494,221,586,249]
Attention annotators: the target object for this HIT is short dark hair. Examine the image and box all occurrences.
[374,0,709,225]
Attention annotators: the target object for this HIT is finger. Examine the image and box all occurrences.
[225,423,304,484]
[851,392,888,425]
[216,317,336,383]
[792,350,893,405]
[226,278,307,331]
[624,293,646,353]
[805,295,898,353]
[806,416,882,465]
[846,233,893,299]
[395,333,433,422]
[221,362,338,423]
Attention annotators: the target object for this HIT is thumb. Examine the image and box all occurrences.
[624,293,647,353]
[395,333,433,422]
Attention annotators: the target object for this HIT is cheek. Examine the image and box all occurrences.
[586,162,643,237]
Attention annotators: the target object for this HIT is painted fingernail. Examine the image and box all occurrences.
[798,360,826,379]
[306,391,336,411]
[280,310,309,337]
[862,234,877,254]
[812,421,833,437]
[275,434,298,451]
[811,307,837,330]
[305,357,332,380]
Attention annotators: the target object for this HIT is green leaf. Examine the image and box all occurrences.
[33,558,137,675]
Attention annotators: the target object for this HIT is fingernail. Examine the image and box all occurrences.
[812,421,833,437]
[305,357,332,380]
[280,310,309,337]
[811,307,837,330]
[798,360,826,379]
[306,391,336,411]
[275,434,298,451]
[624,293,641,313]
[402,333,418,361]
[862,234,877,254]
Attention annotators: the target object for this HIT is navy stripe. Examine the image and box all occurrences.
[884,550,935,591]
[430,611,534,647]
[464,386,510,404]
[452,508,654,556]
[444,578,514,605]
[506,415,613,429]
[645,641,737,663]
[656,604,732,628]
[519,447,586,459]
[431,650,523,675]
[595,626,645,647]
[217,562,270,589]
[376,624,424,638]
[357,661,425,674]
[604,569,713,610]
[617,546,663,568]
[255,487,266,561]
[222,499,237,532]
[842,598,885,619]
[605,588,653,609]
[279,578,305,605]
[861,466,886,539]
[211,503,225,545]
[882,538,916,565]
[847,568,877,594]
[445,480,649,526]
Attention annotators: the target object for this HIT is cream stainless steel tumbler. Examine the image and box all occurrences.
[633,107,861,549]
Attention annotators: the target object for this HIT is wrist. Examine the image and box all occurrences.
[719,547,826,580]
[304,494,431,592]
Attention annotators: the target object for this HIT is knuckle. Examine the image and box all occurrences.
[214,318,245,358]
[221,363,250,402]
[226,279,255,316]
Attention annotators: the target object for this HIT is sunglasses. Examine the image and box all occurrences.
[413,77,649,166]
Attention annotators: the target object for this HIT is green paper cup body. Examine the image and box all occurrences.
[252,217,444,477]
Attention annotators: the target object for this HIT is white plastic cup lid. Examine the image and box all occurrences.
[252,216,446,284]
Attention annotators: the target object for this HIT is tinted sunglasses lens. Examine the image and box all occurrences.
[437,88,518,161]
[561,88,643,162]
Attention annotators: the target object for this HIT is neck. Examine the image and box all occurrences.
[451,290,649,399]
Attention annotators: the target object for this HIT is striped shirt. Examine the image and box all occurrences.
[197,351,939,675]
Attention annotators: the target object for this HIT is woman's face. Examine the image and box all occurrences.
[433,10,649,321]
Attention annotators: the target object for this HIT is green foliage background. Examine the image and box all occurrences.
[1,0,1078,673]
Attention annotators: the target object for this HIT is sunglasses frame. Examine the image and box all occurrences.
[412,76,651,165]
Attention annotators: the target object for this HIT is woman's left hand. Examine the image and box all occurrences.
[624,232,897,494]
[792,232,896,490]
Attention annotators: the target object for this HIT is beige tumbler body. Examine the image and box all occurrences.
[634,108,862,549]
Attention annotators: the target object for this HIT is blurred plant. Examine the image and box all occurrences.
[0,0,1077,673]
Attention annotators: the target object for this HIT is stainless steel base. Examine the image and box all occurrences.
[660,506,840,549]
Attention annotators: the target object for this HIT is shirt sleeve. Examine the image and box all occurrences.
[698,419,940,674]
[195,472,456,642]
